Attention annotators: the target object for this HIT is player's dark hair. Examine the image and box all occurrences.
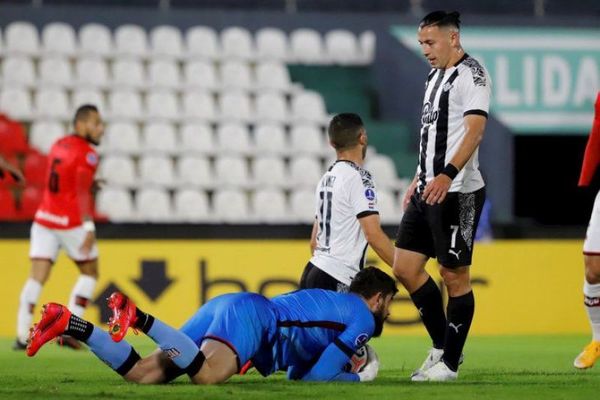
[419,11,461,31]
[73,104,99,125]
[350,266,398,298]
[328,113,364,151]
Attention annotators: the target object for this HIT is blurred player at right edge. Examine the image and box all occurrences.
[574,92,600,369]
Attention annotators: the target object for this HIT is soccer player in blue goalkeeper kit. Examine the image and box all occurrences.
[27,267,396,383]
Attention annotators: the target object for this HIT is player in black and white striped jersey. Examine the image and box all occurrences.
[392,11,491,382]
[299,113,394,292]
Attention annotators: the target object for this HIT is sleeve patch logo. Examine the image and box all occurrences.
[354,333,369,347]
[86,152,98,166]
[364,188,376,201]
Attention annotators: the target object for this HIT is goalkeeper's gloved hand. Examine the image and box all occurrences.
[357,344,379,382]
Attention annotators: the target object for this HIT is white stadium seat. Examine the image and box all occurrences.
[290,188,316,223]
[139,155,176,187]
[220,60,253,90]
[146,91,180,121]
[182,92,217,122]
[173,189,210,222]
[255,62,291,92]
[39,57,73,88]
[220,26,254,60]
[252,156,288,188]
[186,26,220,60]
[98,155,137,187]
[291,91,328,123]
[5,22,39,56]
[255,92,288,124]
[290,28,327,64]
[108,90,143,121]
[142,122,178,155]
[252,188,289,223]
[183,60,218,90]
[325,29,360,65]
[35,88,70,120]
[176,155,214,188]
[365,154,402,189]
[41,23,77,57]
[72,89,106,114]
[215,122,252,155]
[290,124,326,156]
[218,91,252,122]
[75,58,109,88]
[0,29,3,55]
[96,187,135,222]
[103,122,141,155]
[255,28,288,61]
[29,121,65,154]
[1,56,36,88]
[0,87,33,120]
[254,123,288,155]
[115,24,148,59]
[358,31,376,65]
[111,59,146,88]
[79,23,113,57]
[214,156,250,188]
[376,189,403,224]
[150,25,183,59]
[136,187,173,222]
[289,156,322,189]
[179,123,216,155]
[148,60,181,89]
[213,188,250,223]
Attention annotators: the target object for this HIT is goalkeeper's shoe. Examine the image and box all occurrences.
[411,360,458,382]
[26,303,71,357]
[574,341,600,369]
[107,292,138,342]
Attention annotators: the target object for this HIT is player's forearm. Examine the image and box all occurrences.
[448,121,485,171]
[310,220,318,254]
[366,229,395,268]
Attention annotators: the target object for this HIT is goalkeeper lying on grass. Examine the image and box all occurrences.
[27,267,395,384]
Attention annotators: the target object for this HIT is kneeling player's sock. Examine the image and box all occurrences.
[66,314,140,376]
[135,308,203,374]
[410,276,446,349]
[583,281,600,341]
[443,291,475,371]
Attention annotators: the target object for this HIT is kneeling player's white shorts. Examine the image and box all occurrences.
[584,190,600,255]
[29,222,99,263]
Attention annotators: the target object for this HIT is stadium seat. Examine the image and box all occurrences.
[289,156,322,189]
[146,91,180,121]
[290,28,327,64]
[139,155,176,187]
[136,187,173,222]
[291,91,328,123]
[218,91,252,122]
[102,122,141,155]
[141,122,178,155]
[72,89,106,114]
[252,156,288,188]
[29,121,65,154]
[75,58,110,89]
[0,87,33,120]
[148,59,181,89]
[2,56,36,88]
[97,155,137,187]
[216,122,253,155]
[220,26,254,60]
[41,23,77,57]
[254,123,288,155]
[95,187,135,222]
[325,29,360,65]
[358,30,376,65]
[290,124,327,156]
[38,57,73,88]
[182,92,217,122]
[183,60,218,90]
[111,59,146,89]
[176,155,214,188]
[5,22,39,56]
[23,150,48,187]
[255,27,288,61]
[179,123,216,155]
[255,61,292,92]
[0,188,18,220]
[150,25,183,59]
[79,23,113,58]
[186,26,220,60]
[220,60,253,90]
[18,186,43,220]
[34,88,71,120]
[290,188,316,223]
[107,90,143,121]
[376,189,402,225]
[173,188,210,222]
[255,92,288,124]
[365,154,403,189]
[114,24,148,59]
[214,156,250,188]
[252,188,289,223]
[213,188,250,223]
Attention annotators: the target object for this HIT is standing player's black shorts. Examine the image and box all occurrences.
[395,187,486,268]
[299,262,349,292]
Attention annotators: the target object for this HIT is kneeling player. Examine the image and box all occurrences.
[27,267,396,383]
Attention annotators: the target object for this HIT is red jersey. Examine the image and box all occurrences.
[34,134,98,229]
[579,92,600,187]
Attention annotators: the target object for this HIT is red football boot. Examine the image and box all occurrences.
[26,303,71,357]
[107,292,138,342]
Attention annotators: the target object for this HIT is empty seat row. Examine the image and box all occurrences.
[1,22,375,65]
[0,57,292,91]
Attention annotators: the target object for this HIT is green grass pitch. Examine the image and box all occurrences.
[0,335,598,400]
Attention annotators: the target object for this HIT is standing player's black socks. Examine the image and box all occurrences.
[134,308,155,334]
[443,291,475,371]
[410,276,447,349]
[64,314,94,342]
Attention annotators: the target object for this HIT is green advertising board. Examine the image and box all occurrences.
[391,26,600,134]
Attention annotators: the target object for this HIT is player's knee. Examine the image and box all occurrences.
[585,256,600,283]
[440,268,470,295]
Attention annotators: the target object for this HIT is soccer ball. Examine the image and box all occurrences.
[344,345,369,373]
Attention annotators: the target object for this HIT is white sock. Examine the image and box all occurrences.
[17,279,42,343]
[68,275,97,318]
[583,280,600,341]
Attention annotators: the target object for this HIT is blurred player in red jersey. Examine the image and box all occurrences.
[0,155,25,184]
[14,105,104,350]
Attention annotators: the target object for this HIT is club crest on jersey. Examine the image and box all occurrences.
[364,188,375,201]
[442,82,454,92]
[421,102,438,125]
[354,333,369,347]
[86,152,98,166]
